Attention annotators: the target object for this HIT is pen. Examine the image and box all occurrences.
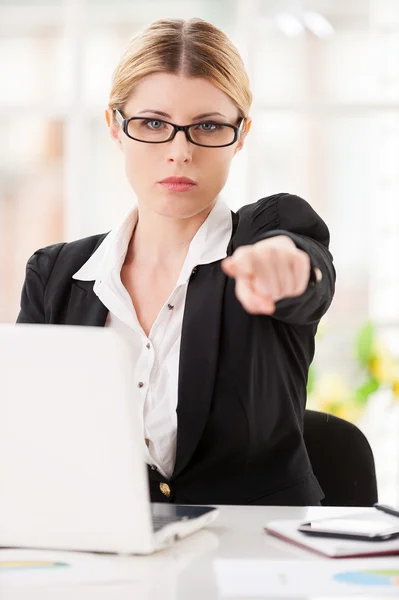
[374,503,399,518]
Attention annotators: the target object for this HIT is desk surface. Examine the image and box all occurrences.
[2,505,398,599]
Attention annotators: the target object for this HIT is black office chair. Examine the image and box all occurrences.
[303,410,378,507]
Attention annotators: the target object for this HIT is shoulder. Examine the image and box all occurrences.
[26,232,108,280]
[234,193,329,246]
[237,192,318,224]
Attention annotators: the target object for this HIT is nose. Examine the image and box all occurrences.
[166,130,193,164]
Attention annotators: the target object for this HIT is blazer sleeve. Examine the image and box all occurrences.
[16,243,66,324]
[250,193,335,325]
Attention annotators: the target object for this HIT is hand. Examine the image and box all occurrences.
[221,236,311,315]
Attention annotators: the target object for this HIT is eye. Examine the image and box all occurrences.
[197,122,220,132]
[143,119,165,130]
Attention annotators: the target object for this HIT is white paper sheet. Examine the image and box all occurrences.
[214,557,399,597]
[0,527,218,599]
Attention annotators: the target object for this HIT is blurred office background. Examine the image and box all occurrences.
[1,0,399,503]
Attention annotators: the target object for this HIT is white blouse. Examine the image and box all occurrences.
[72,198,233,479]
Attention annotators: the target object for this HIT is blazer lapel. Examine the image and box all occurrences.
[65,281,108,326]
[172,261,227,478]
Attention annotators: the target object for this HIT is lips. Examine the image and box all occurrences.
[158,176,197,192]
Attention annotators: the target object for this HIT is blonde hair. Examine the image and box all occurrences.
[109,18,252,120]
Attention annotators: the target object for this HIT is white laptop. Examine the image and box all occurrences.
[0,324,218,554]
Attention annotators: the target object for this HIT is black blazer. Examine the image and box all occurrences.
[17,193,335,506]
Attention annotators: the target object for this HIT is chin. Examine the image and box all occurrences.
[150,192,213,220]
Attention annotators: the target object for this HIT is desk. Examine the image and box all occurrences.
[2,505,398,599]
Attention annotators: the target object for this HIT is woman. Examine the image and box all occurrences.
[17,18,335,505]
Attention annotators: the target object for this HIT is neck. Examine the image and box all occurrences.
[126,201,215,267]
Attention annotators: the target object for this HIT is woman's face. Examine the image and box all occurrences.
[109,73,250,220]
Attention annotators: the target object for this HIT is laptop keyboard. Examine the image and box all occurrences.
[152,515,187,532]
[151,503,215,533]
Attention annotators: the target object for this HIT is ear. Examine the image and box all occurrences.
[106,108,123,149]
[235,117,252,154]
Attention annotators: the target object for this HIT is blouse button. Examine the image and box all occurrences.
[146,342,150,349]
[138,381,144,388]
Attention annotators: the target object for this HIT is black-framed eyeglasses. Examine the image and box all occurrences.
[114,109,243,148]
